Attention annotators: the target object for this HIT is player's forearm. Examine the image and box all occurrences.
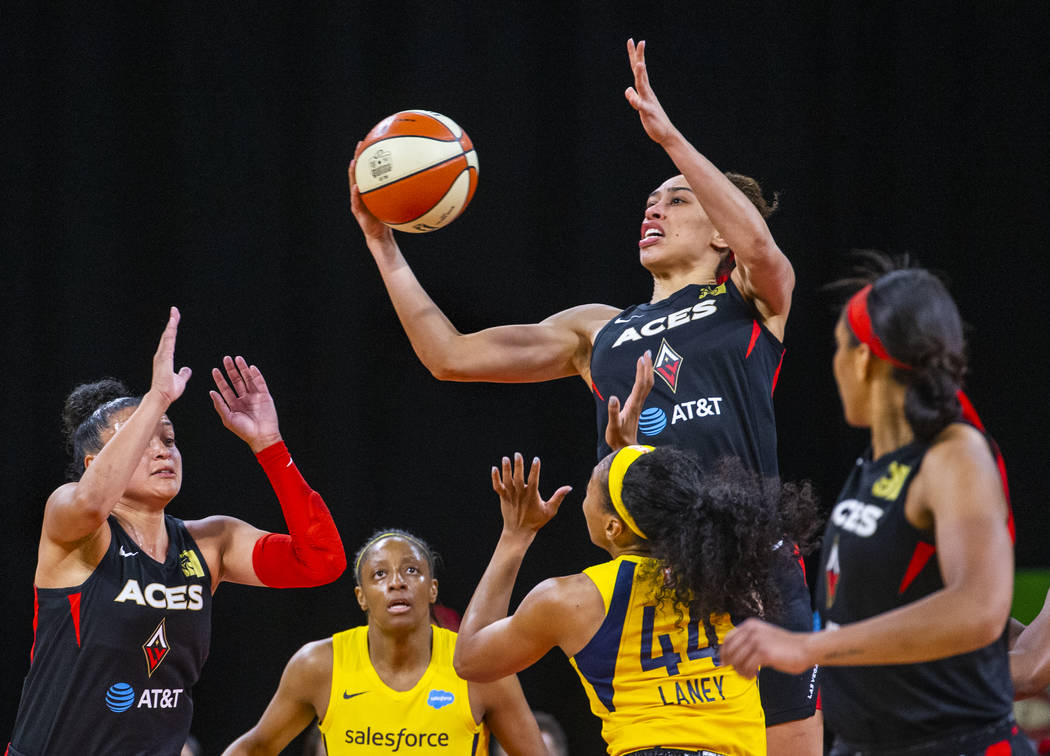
[811,584,1009,667]
[69,391,171,517]
[660,131,776,259]
[458,531,533,639]
[221,733,278,756]
[366,235,469,377]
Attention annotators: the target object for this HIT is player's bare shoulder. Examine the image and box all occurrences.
[542,302,622,340]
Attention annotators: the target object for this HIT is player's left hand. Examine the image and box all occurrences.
[209,356,283,453]
[491,453,572,538]
[722,617,816,678]
[624,39,678,145]
[606,350,654,451]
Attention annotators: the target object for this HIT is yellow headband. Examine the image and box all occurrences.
[607,444,655,539]
[353,531,430,579]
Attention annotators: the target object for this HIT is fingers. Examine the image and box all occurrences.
[632,350,654,400]
[547,485,573,513]
[512,452,526,491]
[208,390,231,425]
[154,306,181,361]
[491,465,505,495]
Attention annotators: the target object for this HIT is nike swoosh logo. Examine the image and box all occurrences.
[343,691,368,699]
[119,547,139,557]
[615,314,645,323]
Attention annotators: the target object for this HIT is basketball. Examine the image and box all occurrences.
[354,110,479,233]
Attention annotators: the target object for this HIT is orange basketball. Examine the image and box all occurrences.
[354,110,479,233]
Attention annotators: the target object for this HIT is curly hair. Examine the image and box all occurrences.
[601,448,819,622]
[828,249,967,441]
[62,378,140,481]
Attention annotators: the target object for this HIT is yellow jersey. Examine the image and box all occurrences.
[569,556,766,756]
[318,625,488,754]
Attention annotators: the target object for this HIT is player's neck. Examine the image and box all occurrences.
[868,381,914,460]
[649,268,718,304]
[366,622,433,690]
[112,504,169,562]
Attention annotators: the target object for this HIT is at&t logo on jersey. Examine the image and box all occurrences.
[830,499,885,537]
[104,683,184,712]
[638,398,725,438]
[105,683,135,712]
[611,299,718,349]
[113,579,204,610]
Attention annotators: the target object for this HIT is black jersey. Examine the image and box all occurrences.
[9,516,213,756]
[816,433,1013,744]
[590,280,784,473]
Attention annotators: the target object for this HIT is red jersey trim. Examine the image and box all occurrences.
[744,320,761,359]
[898,542,936,594]
[68,592,82,647]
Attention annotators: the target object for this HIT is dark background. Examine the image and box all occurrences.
[3,3,1048,754]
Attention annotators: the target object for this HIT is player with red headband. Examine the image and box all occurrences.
[723,251,1031,754]
[8,307,346,756]
[350,39,821,751]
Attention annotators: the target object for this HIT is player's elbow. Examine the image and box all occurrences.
[221,732,274,756]
[452,645,497,683]
[310,547,348,586]
[1007,663,1050,701]
[960,591,1012,651]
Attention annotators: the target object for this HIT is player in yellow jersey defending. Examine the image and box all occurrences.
[453,382,817,756]
[223,530,547,755]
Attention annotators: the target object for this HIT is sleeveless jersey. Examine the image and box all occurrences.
[816,433,1014,745]
[319,625,488,755]
[590,280,784,474]
[9,516,213,756]
[569,556,765,756]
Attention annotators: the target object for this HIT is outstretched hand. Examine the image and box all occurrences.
[349,142,395,242]
[624,39,678,146]
[209,356,283,453]
[491,453,572,539]
[151,306,193,406]
[606,350,654,451]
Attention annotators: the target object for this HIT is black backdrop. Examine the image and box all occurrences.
[3,4,1048,753]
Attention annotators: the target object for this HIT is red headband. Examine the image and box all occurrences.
[845,284,913,370]
[845,283,1015,540]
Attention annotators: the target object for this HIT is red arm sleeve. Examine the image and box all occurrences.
[251,441,347,588]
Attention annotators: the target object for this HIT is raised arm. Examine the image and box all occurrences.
[349,157,617,383]
[1010,591,1050,698]
[43,307,192,546]
[453,454,582,682]
[188,357,345,589]
[222,640,331,755]
[724,424,1013,676]
[624,39,794,324]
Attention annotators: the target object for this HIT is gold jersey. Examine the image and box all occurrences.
[318,625,488,754]
[569,556,766,756]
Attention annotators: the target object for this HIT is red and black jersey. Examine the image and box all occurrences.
[9,516,212,756]
[590,279,784,475]
[816,433,1013,745]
